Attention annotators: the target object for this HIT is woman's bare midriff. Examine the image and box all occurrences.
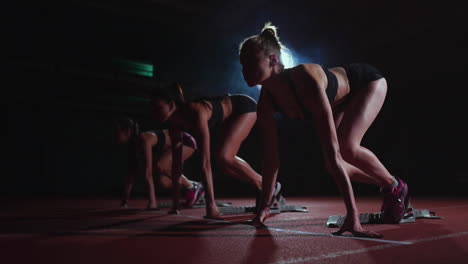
[329,67,351,107]
[220,96,232,121]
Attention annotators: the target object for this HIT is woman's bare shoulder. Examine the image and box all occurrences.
[289,64,323,85]
[291,63,321,75]
[140,131,157,145]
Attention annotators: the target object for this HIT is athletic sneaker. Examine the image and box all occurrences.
[120,200,128,208]
[255,182,284,212]
[185,182,205,208]
[381,177,409,224]
[270,182,285,209]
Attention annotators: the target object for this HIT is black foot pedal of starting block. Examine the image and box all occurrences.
[218,204,309,215]
[219,196,308,215]
[192,200,233,208]
[156,200,232,209]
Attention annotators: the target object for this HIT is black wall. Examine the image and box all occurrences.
[7,1,467,198]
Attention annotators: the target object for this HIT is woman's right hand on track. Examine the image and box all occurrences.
[251,208,269,228]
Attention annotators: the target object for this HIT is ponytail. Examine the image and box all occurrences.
[239,21,288,70]
[150,81,186,106]
[115,116,140,139]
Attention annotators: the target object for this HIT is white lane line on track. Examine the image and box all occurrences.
[273,231,468,264]
[431,204,468,210]
[178,215,412,245]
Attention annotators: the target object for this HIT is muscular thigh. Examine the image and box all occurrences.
[156,145,195,169]
[182,145,195,161]
[155,149,172,171]
[335,79,387,146]
[215,112,256,157]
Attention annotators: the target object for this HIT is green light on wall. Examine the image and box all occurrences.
[114,58,154,78]
[126,69,154,77]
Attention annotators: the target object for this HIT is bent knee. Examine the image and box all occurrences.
[339,143,359,161]
[154,160,170,175]
[158,176,172,189]
[370,78,387,97]
[215,154,236,171]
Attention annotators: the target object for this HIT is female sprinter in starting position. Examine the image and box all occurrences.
[239,22,409,237]
[150,83,278,218]
[115,116,204,210]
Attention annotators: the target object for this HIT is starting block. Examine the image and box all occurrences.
[218,196,308,215]
[156,200,232,209]
[326,202,443,227]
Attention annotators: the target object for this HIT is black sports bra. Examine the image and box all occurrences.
[282,66,338,119]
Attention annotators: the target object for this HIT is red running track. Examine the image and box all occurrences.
[1,196,467,264]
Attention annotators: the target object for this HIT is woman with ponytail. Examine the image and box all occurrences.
[114,116,204,210]
[239,22,409,238]
[150,83,276,218]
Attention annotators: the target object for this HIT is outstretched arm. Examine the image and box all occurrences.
[169,129,183,213]
[252,89,280,227]
[194,112,222,219]
[142,133,158,209]
[122,144,140,207]
[300,68,382,238]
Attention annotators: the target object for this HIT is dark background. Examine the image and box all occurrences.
[7,0,468,199]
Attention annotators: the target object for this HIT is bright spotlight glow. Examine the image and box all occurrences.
[281,51,295,69]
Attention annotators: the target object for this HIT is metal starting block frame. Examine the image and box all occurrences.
[218,196,308,215]
[326,202,443,227]
[156,200,232,209]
